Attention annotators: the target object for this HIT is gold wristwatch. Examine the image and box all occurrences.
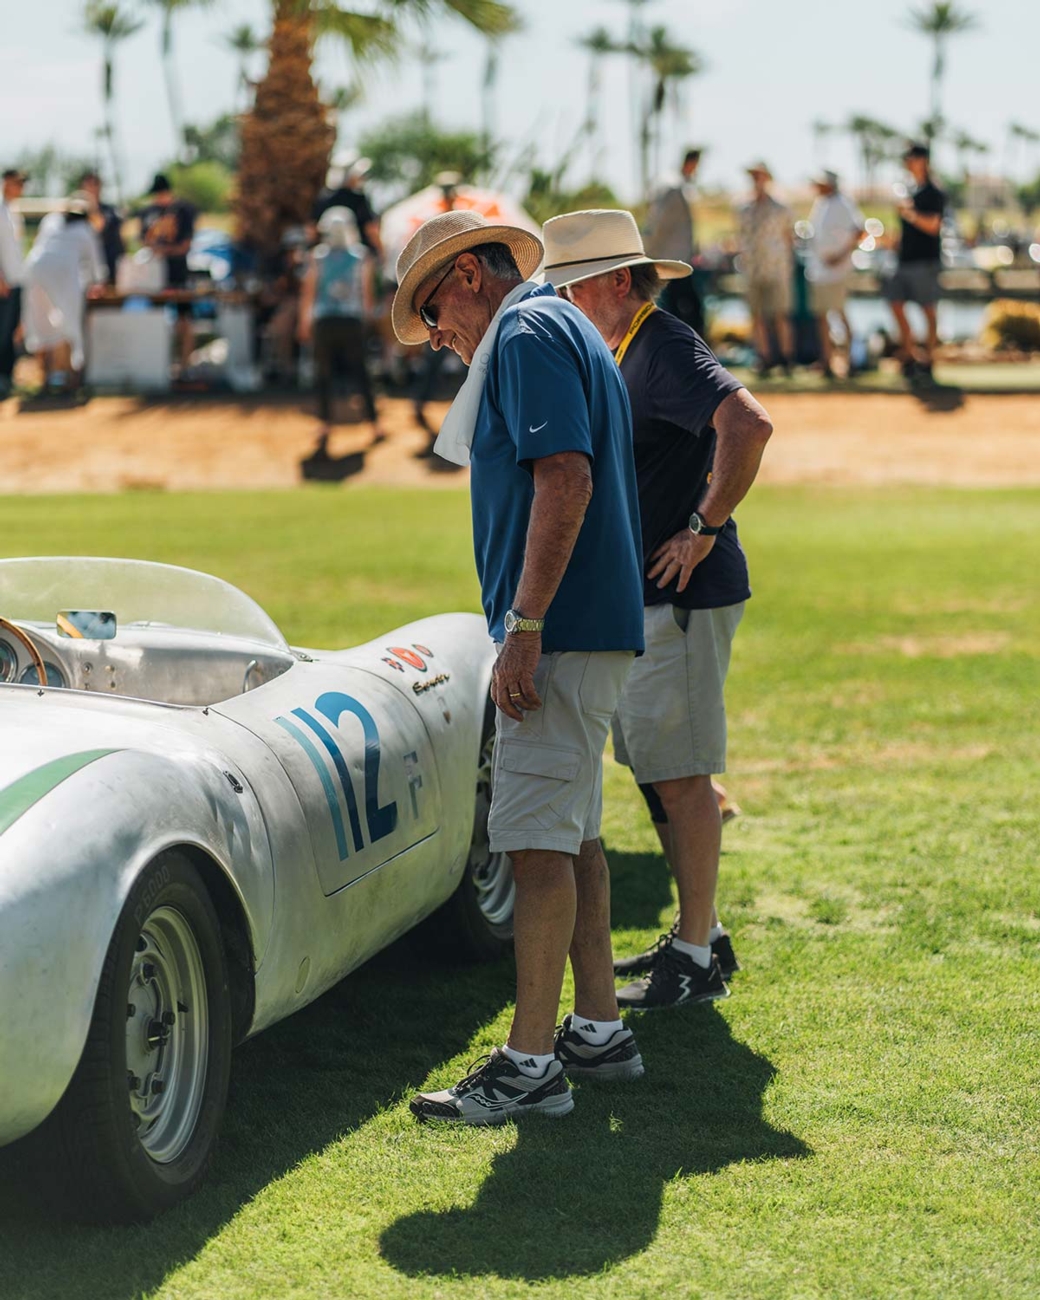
[504,609,545,634]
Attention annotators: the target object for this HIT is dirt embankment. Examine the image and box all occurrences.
[1,392,1038,494]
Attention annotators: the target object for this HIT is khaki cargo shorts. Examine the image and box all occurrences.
[809,278,849,315]
[612,602,745,784]
[489,649,635,856]
[746,275,793,317]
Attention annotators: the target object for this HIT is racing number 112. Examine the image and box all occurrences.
[275,691,398,862]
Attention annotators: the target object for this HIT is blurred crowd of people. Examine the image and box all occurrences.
[643,142,948,385]
[0,138,952,407]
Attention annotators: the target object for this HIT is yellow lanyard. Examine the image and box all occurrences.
[612,302,656,368]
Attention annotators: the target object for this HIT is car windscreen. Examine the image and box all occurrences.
[0,557,288,649]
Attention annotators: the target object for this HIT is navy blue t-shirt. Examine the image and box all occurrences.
[619,308,750,610]
[470,284,644,654]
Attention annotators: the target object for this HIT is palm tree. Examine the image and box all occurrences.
[639,26,702,184]
[811,119,834,166]
[905,2,979,143]
[145,0,217,158]
[223,23,265,107]
[235,0,520,255]
[83,1,143,203]
[1006,121,1040,181]
[609,0,660,194]
[575,28,618,181]
[846,114,900,197]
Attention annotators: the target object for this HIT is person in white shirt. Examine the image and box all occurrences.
[806,170,865,378]
[23,198,105,391]
[0,167,28,398]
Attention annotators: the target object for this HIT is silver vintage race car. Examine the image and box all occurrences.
[0,557,512,1220]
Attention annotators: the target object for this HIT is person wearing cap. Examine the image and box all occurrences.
[79,170,124,286]
[883,143,946,383]
[644,147,705,336]
[297,206,384,448]
[138,172,197,373]
[806,170,865,379]
[312,154,381,256]
[543,208,773,1011]
[392,210,646,1124]
[737,162,795,377]
[22,197,106,391]
[0,169,29,398]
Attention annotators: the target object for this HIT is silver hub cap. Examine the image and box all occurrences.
[468,731,514,927]
[125,905,209,1163]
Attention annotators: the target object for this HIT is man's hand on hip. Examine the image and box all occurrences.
[647,530,715,594]
[492,632,543,721]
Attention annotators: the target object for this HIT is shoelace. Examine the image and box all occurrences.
[643,922,680,967]
[452,1052,503,1095]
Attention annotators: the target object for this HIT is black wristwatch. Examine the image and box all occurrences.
[688,510,723,536]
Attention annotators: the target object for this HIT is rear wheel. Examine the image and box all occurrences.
[435,701,514,961]
[39,852,232,1221]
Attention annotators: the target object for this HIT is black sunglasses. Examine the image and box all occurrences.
[418,263,456,330]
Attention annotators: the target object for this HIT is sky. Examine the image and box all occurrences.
[1,0,1038,204]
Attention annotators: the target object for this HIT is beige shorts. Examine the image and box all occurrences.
[489,649,635,856]
[746,276,792,317]
[809,278,849,315]
[612,602,745,784]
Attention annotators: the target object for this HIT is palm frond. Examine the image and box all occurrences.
[310,4,399,61]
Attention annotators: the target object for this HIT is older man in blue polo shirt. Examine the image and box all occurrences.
[391,211,646,1124]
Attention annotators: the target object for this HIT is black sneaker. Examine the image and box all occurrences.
[616,948,729,1011]
[612,923,678,978]
[614,923,741,980]
[712,931,741,979]
[554,1014,645,1081]
[410,1048,574,1125]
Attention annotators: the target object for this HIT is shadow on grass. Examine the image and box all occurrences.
[380,1006,810,1281]
[0,940,517,1300]
[606,848,676,932]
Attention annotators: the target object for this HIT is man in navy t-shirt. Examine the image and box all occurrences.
[544,208,773,1011]
[391,211,646,1125]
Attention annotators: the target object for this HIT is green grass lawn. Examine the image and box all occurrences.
[1,485,1038,1300]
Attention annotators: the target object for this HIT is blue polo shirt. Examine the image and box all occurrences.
[470,283,644,654]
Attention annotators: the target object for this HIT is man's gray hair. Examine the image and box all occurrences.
[469,241,522,282]
[628,262,661,302]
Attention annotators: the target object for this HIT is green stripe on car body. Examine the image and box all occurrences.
[0,750,119,839]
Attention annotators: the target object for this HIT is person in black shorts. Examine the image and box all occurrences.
[882,143,945,383]
[544,208,774,1011]
[138,173,197,374]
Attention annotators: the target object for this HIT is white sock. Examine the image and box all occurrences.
[501,1044,555,1077]
[671,937,713,968]
[570,1014,624,1046]
[709,922,726,943]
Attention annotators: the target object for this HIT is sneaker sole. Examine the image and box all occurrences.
[413,1092,576,1125]
[618,986,730,1012]
[562,1057,645,1082]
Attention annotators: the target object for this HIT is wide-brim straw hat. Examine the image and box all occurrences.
[392,210,544,345]
[541,209,691,289]
[746,160,773,179]
[811,169,840,189]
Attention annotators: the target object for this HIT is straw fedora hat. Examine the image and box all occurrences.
[541,209,691,289]
[392,210,543,345]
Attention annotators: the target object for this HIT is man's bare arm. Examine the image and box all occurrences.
[492,450,593,720]
[647,388,773,593]
[695,388,773,524]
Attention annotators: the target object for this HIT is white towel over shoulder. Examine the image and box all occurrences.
[433,280,539,467]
